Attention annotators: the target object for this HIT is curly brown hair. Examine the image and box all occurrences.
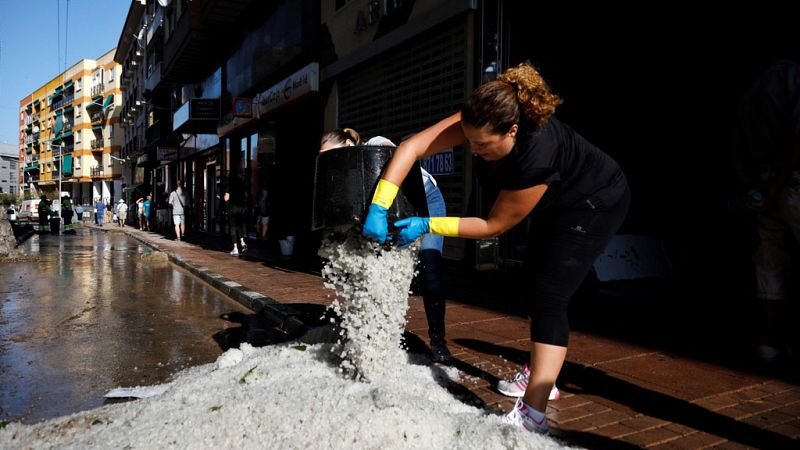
[462,62,562,132]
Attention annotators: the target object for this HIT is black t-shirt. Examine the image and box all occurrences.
[476,116,626,210]
[734,60,800,171]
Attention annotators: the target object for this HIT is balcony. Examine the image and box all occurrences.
[163,0,252,82]
[51,95,74,110]
[90,111,103,123]
[144,61,163,95]
[91,84,104,97]
[145,120,169,147]
[90,139,105,150]
[90,167,104,177]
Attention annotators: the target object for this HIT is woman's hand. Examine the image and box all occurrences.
[362,203,389,243]
[394,217,430,247]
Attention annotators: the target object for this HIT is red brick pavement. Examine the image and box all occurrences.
[111,226,799,449]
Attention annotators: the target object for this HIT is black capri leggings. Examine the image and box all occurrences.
[525,187,630,347]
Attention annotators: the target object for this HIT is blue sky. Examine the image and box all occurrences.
[0,0,130,144]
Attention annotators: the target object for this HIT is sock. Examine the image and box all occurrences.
[520,401,546,423]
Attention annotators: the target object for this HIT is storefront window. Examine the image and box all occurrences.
[249,133,258,204]
[240,136,248,178]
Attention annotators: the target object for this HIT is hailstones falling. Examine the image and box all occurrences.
[319,231,417,381]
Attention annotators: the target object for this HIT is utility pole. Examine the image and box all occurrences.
[55,143,62,219]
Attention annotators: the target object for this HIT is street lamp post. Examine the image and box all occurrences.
[57,143,62,219]
[49,142,63,220]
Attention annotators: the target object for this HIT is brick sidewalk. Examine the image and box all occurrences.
[104,225,799,449]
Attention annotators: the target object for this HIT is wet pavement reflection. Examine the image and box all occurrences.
[0,229,252,424]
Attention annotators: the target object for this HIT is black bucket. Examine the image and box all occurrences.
[312,145,428,233]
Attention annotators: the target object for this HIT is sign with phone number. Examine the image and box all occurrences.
[420,149,454,175]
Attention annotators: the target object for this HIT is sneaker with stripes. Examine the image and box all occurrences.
[502,397,549,434]
[497,365,560,400]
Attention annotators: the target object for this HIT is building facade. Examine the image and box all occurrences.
[19,50,123,205]
[106,1,798,275]
[0,142,19,196]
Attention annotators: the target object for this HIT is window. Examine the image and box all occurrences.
[108,68,115,83]
[75,157,81,170]
[75,105,81,117]
[76,78,82,91]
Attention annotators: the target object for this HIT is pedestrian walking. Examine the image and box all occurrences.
[169,182,188,241]
[94,197,105,226]
[362,62,630,434]
[116,199,128,228]
[222,182,248,256]
[143,194,153,231]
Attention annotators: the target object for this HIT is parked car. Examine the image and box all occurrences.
[17,199,41,222]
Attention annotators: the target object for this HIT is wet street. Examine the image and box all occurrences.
[0,229,251,424]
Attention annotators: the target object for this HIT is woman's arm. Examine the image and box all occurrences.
[457,185,548,238]
[382,113,466,186]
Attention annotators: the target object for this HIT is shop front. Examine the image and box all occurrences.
[218,62,321,259]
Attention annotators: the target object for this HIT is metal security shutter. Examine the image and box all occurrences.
[338,16,469,218]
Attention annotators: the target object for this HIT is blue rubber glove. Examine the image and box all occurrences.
[362,203,389,243]
[394,217,430,248]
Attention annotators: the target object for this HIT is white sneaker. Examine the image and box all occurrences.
[497,365,561,400]
[502,398,549,434]
[230,248,239,256]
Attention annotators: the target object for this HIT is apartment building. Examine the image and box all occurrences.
[19,49,123,205]
[0,141,19,196]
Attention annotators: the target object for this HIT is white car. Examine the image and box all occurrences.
[16,199,41,222]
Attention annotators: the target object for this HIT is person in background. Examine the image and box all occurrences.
[136,197,146,230]
[116,199,128,228]
[38,195,51,233]
[362,63,630,434]
[222,181,248,256]
[730,60,800,363]
[256,186,271,241]
[169,182,188,241]
[320,128,454,363]
[94,197,105,226]
[61,194,74,234]
[75,203,84,224]
[104,198,113,224]
[143,194,153,232]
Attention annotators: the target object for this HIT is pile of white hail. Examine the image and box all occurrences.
[319,231,418,381]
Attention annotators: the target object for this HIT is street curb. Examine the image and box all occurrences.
[97,226,309,338]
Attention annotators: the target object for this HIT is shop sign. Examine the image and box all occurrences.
[189,99,221,120]
[420,148,454,176]
[157,146,178,162]
[257,63,319,117]
[232,97,253,118]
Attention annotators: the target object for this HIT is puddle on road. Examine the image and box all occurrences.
[0,229,258,424]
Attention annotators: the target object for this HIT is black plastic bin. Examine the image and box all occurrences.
[312,145,428,233]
